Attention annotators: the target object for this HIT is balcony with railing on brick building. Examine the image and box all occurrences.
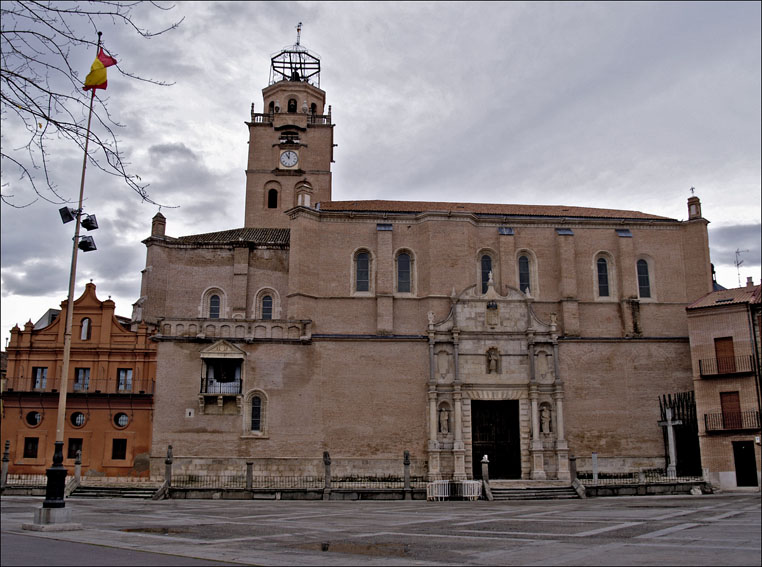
[698,355,755,377]
[704,410,760,433]
[250,112,331,125]
[2,375,154,395]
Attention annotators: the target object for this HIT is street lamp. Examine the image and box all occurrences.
[41,208,98,516]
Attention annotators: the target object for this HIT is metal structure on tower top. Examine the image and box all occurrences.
[269,22,321,88]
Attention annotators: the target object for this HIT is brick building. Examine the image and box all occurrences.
[134,39,715,481]
[687,279,761,489]
[1,283,157,477]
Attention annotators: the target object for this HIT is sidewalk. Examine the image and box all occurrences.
[2,493,760,566]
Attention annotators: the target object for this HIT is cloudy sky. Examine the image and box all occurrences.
[1,1,760,342]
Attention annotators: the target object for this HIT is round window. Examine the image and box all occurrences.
[25,411,42,426]
[70,412,86,428]
[114,412,129,428]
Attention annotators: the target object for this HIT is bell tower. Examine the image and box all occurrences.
[244,25,334,228]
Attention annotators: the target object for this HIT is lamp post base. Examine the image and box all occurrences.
[43,441,67,508]
[22,507,82,531]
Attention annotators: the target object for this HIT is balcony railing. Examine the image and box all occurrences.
[698,355,755,377]
[704,411,760,432]
[250,112,331,125]
[158,318,311,341]
[201,379,242,395]
[2,375,154,395]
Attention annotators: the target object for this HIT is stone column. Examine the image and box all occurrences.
[552,342,570,480]
[427,334,441,481]
[1,440,10,489]
[246,461,253,490]
[403,450,412,500]
[452,331,466,480]
[529,383,546,480]
[322,451,332,500]
[164,444,173,487]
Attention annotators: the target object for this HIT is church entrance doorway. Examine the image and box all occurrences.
[471,400,521,479]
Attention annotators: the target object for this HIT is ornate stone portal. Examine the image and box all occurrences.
[426,278,569,481]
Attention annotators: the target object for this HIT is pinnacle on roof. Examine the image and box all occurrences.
[269,22,321,88]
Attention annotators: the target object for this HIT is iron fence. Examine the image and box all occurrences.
[170,474,428,490]
[4,473,59,486]
[577,470,704,486]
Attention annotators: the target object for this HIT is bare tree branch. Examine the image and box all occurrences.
[1,0,184,207]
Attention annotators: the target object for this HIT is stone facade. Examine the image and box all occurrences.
[135,41,715,481]
[687,279,762,489]
[1,283,157,477]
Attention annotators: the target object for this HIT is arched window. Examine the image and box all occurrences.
[310,103,317,115]
[480,254,492,294]
[268,101,274,114]
[209,295,220,319]
[287,98,297,113]
[80,318,91,341]
[637,259,651,298]
[251,396,262,432]
[267,189,278,209]
[356,252,370,292]
[597,258,610,297]
[519,255,531,293]
[397,253,411,293]
[261,296,273,320]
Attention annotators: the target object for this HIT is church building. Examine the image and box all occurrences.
[134,37,714,482]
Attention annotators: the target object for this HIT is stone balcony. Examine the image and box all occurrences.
[156,318,312,342]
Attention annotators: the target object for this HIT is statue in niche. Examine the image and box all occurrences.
[439,408,450,434]
[541,406,552,433]
[487,348,499,374]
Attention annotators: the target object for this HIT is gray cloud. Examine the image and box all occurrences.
[2,1,760,338]
[708,224,762,268]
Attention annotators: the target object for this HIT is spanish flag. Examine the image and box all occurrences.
[83,48,117,91]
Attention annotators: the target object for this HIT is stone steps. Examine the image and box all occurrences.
[70,485,158,499]
[491,486,579,501]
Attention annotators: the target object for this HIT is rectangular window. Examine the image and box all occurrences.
[67,438,83,459]
[251,396,262,432]
[111,438,127,460]
[636,260,651,298]
[23,437,39,459]
[117,368,133,391]
[356,253,370,292]
[204,359,242,394]
[397,254,411,293]
[74,368,90,391]
[32,367,47,389]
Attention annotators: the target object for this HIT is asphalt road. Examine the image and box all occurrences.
[1,493,760,566]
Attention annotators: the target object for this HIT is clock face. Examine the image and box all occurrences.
[280,150,298,168]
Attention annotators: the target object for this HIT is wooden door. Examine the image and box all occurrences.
[720,391,741,429]
[714,337,736,373]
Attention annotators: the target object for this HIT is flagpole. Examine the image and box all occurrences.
[43,31,101,512]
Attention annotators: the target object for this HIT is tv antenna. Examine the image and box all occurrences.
[735,248,749,287]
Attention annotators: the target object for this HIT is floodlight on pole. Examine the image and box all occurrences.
[81,214,99,231]
[77,235,97,252]
[59,207,78,224]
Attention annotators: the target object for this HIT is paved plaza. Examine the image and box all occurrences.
[1,493,760,566]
